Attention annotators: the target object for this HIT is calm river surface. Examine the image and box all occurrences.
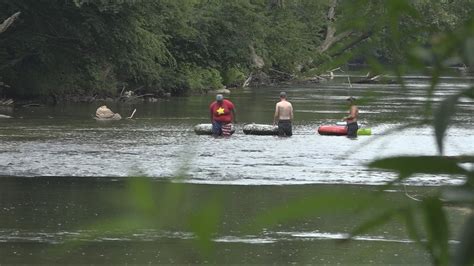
[0,74,473,264]
[1,75,473,185]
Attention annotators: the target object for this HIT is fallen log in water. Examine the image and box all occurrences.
[243,123,278,135]
[194,123,235,135]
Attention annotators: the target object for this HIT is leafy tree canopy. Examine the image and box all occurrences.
[0,0,472,99]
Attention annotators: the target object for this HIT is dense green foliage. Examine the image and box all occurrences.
[1,0,472,99]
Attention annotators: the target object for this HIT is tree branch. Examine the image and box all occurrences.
[330,31,372,57]
[317,0,354,53]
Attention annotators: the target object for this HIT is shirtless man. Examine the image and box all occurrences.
[273,92,293,137]
[343,97,359,138]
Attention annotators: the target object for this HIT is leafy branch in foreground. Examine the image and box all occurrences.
[355,8,474,266]
[251,3,474,265]
[368,155,473,265]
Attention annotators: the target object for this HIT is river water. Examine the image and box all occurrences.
[0,74,473,264]
[0,75,472,185]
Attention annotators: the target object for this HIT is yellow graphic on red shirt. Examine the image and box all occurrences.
[216,107,225,115]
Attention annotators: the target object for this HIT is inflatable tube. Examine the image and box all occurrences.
[357,128,372,135]
[318,125,347,136]
[317,125,371,136]
[194,123,235,135]
[243,123,278,135]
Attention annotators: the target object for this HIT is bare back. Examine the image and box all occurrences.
[275,100,293,121]
[347,105,359,123]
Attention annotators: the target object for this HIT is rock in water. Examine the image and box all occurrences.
[95,113,122,121]
[243,123,278,135]
[95,105,122,120]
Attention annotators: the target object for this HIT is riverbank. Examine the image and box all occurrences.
[3,65,471,107]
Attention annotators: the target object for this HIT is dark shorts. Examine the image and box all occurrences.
[278,120,292,137]
[347,122,358,138]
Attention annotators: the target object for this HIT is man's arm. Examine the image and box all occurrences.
[273,104,279,125]
[290,104,294,121]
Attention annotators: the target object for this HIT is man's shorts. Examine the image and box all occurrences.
[278,120,292,137]
[347,122,359,138]
[212,121,232,136]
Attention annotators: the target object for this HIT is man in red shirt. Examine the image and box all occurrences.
[209,94,236,136]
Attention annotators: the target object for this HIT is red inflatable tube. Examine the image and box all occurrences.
[317,125,348,136]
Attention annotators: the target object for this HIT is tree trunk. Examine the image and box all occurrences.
[317,0,352,53]
[249,44,265,69]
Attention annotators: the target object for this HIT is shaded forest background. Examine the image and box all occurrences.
[0,0,472,101]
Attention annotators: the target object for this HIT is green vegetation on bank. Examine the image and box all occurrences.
[1,0,472,99]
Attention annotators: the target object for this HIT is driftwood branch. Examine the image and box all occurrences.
[0,12,21,34]
[354,74,386,84]
[270,68,294,78]
[243,73,253,88]
[127,108,137,119]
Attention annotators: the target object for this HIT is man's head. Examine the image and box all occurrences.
[279,91,287,99]
[347,96,356,105]
[216,94,224,102]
